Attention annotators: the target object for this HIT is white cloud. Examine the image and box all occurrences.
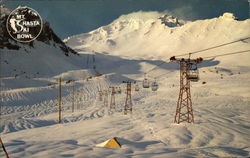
[116,11,166,21]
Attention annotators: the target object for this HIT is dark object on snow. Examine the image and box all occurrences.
[0,137,9,158]
[66,80,74,84]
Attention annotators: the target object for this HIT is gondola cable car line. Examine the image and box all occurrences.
[143,36,250,77]
[174,37,250,58]
[77,37,250,127]
[202,49,250,59]
[87,38,249,96]
[149,49,250,80]
[134,49,250,95]
[92,40,250,116]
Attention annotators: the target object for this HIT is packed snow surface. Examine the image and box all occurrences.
[1,11,250,158]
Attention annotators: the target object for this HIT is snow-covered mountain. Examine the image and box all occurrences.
[0,5,84,78]
[65,11,250,67]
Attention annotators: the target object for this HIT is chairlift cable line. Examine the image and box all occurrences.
[144,37,250,75]
[134,50,250,91]
[174,37,250,57]
[89,38,250,86]
[202,49,250,59]
[151,49,250,80]
[146,61,168,74]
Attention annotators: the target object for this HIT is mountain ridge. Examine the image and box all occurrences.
[65,11,250,66]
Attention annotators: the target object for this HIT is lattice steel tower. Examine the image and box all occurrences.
[123,81,135,114]
[103,90,108,107]
[110,87,116,109]
[170,56,202,124]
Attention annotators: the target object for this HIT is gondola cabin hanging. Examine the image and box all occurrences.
[151,81,158,91]
[117,87,122,94]
[187,63,199,82]
[143,73,150,88]
[143,78,150,88]
[135,84,140,91]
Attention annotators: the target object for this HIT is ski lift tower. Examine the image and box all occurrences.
[109,86,116,109]
[122,81,136,114]
[103,90,109,107]
[170,56,203,124]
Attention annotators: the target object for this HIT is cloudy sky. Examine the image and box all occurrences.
[2,0,249,39]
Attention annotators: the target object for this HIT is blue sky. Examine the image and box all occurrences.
[3,0,249,39]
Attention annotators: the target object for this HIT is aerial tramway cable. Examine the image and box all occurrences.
[144,37,250,76]
[174,37,250,58]
[151,49,250,80]
[202,49,250,59]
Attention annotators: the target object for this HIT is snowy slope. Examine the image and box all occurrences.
[0,41,84,78]
[1,10,250,158]
[1,68,250,158]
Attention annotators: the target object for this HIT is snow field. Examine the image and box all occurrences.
[1,11,250,157]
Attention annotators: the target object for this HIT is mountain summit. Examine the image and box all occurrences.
[65,11,249,64]
[158,14,185,27]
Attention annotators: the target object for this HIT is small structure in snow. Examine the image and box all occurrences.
[96,137,121,148]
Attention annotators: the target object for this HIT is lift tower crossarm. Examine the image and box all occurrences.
[170,56,203,64]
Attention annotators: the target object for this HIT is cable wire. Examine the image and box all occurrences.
[144,37,250,75]
[146,61,168,74]
[151,49,250,80]
[175,37,250,57]
[203,50,250,59]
